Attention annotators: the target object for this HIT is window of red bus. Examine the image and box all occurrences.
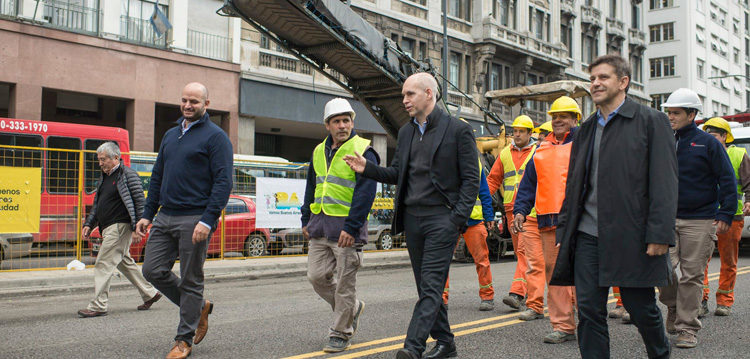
[0,133,43,170]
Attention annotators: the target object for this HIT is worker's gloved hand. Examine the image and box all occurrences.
[512,213,526,233]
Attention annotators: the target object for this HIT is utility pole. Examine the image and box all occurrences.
[442,0,448,98]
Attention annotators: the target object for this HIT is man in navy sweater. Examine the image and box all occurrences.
[658,88,737,349]
[138,82,233,359]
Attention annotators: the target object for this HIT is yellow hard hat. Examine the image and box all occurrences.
[702,117,734,143]
[511,115,534,130]
[536,120,552,133]
[547,96,582,121]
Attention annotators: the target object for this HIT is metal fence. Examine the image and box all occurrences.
[119,15,167,48]
[0,0,16,17]
[0,145,403,272]
[187,29,231,61]
[40,0,99,35]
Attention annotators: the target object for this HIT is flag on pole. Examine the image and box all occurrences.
[150,4,172,38]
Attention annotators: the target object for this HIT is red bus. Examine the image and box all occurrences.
[0,118,130,250]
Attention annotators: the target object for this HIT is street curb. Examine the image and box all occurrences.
[0,256,412,299]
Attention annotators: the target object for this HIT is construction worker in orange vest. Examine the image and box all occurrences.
[701,117,750,317]
[512,96,580,344]
[443,159,496,311]
[487,115,537,311]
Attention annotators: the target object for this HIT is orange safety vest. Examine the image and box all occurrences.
[533,139,572,216]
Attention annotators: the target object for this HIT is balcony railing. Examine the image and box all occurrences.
[120,15,167,48]
[40,0,98,34]
[0,0,16,17]
[188,29,231,61]
[581,5,602,29]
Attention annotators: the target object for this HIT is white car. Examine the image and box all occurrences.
[0,233,33,266]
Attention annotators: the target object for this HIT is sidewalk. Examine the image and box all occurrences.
[0,250,412,298]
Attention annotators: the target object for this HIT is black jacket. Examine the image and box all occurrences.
[551,97,677,287]
[362,106,480,234]
[84,164,145,231]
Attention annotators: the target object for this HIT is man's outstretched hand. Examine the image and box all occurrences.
[343,151,366,173]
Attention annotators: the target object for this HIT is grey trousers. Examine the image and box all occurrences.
[142,213,209,345]
[659,218,716,335]
[88,223,157,312]
[307,237,363,339]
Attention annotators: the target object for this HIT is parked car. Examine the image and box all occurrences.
[88,195,272,260]
[268,222,398,253]
[0,233,33,265]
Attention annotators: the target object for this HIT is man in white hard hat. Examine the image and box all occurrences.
[658,88,737,349]
[300,98,380,353]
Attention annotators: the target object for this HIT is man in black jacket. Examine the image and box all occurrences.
[344,72,479,359]
[78,142,160,318]
[138,83,233,359]
[551,54,675,359]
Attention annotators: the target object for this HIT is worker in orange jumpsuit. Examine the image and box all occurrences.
[443,161,496,310]
[700,117,750,317]
[487,115,537,311]
[512,96,580,344]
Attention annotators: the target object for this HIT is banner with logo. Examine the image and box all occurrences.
[255,177,306,228]
[0,167,41,233]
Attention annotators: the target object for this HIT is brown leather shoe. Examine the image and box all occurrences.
[165,340,191,359]
[138,292,163,311]
[77,309,107,318]
[193,300,213,345]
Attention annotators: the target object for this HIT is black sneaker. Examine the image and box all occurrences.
[352,300,365,335]
[698,300,709,318]
[323,336,350,353]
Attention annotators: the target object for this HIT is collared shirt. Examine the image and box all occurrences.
[105,163,121,176]
[595,99,625,127]
[412,118,428,135]
[181,119,200,136]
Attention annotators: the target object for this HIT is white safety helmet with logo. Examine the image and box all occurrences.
[323,98,356,122]
[660,88,703,113]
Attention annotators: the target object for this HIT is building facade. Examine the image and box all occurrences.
[645,0,749,116]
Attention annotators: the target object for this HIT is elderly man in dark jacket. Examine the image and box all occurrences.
[551,55,676,359]
[78,141,160,318]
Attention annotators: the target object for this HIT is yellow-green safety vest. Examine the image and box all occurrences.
[727,145,746,216]
[498,144,537,218]
[310,135,371,217]
[470,159,485,220]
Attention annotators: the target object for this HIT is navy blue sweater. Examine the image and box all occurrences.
[675,122,737,224]
[466,170,495,226]
[142,113,234,228]
[300,131,380,237]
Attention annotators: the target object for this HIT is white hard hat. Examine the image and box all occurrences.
[324,98,356,122]
[661,88,703,112]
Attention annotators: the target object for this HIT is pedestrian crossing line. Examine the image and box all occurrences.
[283,268,737,359]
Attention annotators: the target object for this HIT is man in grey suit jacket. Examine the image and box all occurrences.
[345,73,479,359]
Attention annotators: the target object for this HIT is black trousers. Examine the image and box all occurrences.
[403,211,458,355]
[574,232,670,359]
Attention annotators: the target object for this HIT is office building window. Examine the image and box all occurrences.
[650,56,675,78]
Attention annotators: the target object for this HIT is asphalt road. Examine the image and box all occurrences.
[1,253,749,358]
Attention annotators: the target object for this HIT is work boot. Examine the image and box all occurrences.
[543,330,576,344]
[675,331,698,349]
[502,293,524,310]
[621,311,632,324]
[698,300,709,318]
[608,305,626,319]
[666,307,677,334]
[518,308,544,321]
[714,305,732,316]
[479,299,494,311]
[323,336,350,353]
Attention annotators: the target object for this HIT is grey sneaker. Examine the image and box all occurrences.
[502,293,524,310]
[543,330,576,344]
[621,311,632,324]
[714,305,731,316]
[352,300,365,335]
[323,336,351,353]
[698,300,709,318]
[675,331,697,349]
[666,307,677,334]
[479,299,495,311]
[608,305,626,319]
[518,308,544,321]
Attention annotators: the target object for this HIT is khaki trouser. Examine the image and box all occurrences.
[307,237,363,340]
[88,223,158,312]
[659,219,716,335]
